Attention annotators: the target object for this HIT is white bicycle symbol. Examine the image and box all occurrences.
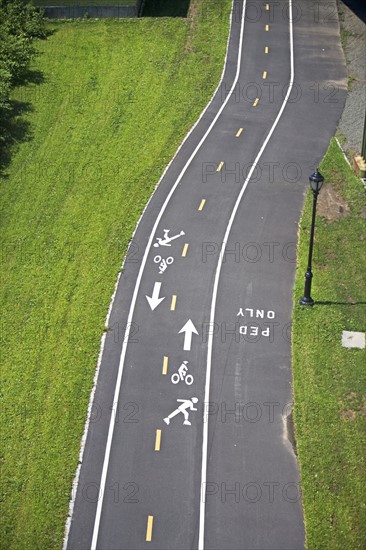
[171,361,194,386]
[154,255,174,274]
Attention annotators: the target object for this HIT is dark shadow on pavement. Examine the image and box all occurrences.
[143,0,190,17]
[341,0,366,23]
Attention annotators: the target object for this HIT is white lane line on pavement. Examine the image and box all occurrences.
[90,2,247,547]
[198,0,294,548]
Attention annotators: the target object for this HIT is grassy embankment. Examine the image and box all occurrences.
[292,138,366,549]
[0,1,232,547]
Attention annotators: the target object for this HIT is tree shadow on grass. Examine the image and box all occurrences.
[0,70,46,178]
[0,101,34,178]
[142,0,190,17]
[14,68,45,87]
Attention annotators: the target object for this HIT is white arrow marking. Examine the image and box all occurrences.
[179,319,199,351]
[146,282,165,311]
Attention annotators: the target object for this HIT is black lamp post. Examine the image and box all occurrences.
[299,169,324,306]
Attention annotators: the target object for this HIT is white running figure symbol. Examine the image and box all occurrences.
[153,229,185,248]
[163,397,198,426]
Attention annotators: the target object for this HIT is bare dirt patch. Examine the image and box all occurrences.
[346,392,358,400]
[317,183,350,220]
[340,409,357,421]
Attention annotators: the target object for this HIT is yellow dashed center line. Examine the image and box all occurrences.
[162,356,168,375]
[236,127,244,137]
[198,199,206,211]
[265,24,269,31]
[155,429,162,451]
[182,243,189,257]
[170,295,177,311]
[217,161,224,172]
[253,98,259,107]
[146,516,154,542]
[266,3,270,10]
[263,71,267,79]
[265,46,269,54]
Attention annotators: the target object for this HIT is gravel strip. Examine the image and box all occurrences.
[337,0,366,155]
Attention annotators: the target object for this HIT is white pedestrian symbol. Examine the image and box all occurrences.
[153,229,185,248]
[171,361,194,386]
[154,255,174,274]
[163,397,198,426]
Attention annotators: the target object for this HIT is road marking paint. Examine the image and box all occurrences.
[90,2,248,548]
[170,295,177,311]
[253,98,259,107]
[179,319,199,351]
[154,254,174,275]
[162,356,168,375]
[164,397,198,426]
[199,1,295,548]
[198,199,206,211]
[217,161,224,172]
[182,243,189,257]
[266,3,269,10]
[146,516,154,542]
[155,430,161,451]
[236,127,244,137]
[170,360,193,386]
[265,24,269,31]
[154,229,185,248]
[146,282,165,311]
[263,71,267,79]
[265,46,269,54]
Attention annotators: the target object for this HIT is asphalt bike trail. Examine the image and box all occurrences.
[66,1,347,548]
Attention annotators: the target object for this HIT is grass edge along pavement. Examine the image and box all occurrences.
[292,138,366,549]
[0,3,232,548]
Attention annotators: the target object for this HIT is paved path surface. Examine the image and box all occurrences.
[66,1,347,548]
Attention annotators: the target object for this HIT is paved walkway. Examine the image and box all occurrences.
[66,2,347,548]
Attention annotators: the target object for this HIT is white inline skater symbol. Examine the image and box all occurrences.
[163,398,198,426]
[154,229,185,248]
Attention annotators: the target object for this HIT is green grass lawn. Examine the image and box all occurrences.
[292,139,366,549]
[0,2,232,547]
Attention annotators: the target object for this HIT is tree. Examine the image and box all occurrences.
[0,1,46,144]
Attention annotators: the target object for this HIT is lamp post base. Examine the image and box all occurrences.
[299,295,314,306]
